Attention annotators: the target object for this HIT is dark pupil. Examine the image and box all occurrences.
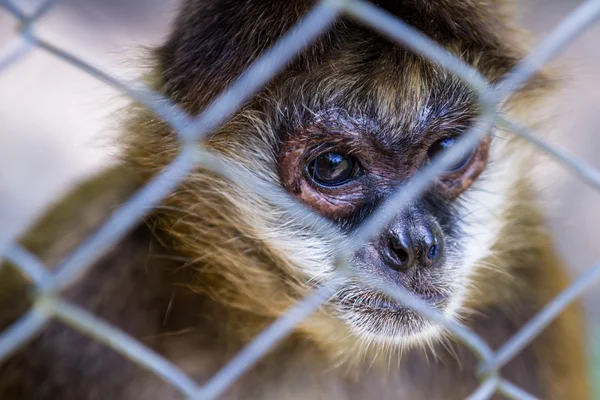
[312,153,354,185]
[427,136,473,172]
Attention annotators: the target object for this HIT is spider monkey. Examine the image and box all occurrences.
[0,0,591,398]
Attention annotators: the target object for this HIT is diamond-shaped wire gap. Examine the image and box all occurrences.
[45,297,201,397]
[40,0,492,302]
[184,0,342,142]
[27,0,491,305]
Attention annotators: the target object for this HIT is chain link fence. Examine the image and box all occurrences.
[1,0,600,398]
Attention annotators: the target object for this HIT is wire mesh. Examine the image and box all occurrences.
[1,0,600,399]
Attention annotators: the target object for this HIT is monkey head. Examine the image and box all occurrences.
[268,67,501,347]
[128,0,548,353]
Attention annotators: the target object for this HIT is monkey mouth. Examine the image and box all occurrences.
[334,285,451,339]
[338,288,448,312]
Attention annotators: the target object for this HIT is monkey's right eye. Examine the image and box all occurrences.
[307,153,360,187]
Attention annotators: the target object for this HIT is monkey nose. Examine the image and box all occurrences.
[385,221,443,272]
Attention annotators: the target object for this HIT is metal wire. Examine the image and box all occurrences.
[197,281,345,400]
[46,298,202,397]
[1,0,600,399]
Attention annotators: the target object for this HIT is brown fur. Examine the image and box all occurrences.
[0,0,591,399]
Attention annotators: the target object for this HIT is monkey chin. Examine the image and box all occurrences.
[332,286,455,348]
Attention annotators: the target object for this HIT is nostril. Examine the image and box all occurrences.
[395,247,410,264]
[387,238,412,271]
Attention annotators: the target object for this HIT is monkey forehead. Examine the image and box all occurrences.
[269,56,478,147]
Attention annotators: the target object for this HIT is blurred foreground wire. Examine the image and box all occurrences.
[1,0,600,399]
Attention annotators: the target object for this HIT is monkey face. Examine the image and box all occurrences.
[167,50,530,349]
[277,97,499,343]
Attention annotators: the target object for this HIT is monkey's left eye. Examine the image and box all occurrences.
[307,152,360,187]
[427,135,474,172]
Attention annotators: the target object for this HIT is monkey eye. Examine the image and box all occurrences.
[307,152,360,187]
[427,135,475,172]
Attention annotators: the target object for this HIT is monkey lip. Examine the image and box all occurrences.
[378,291,447,310]
[338,289,448,312]
[335,287,450,339]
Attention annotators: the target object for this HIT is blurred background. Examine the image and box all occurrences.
[1,0,599,394]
